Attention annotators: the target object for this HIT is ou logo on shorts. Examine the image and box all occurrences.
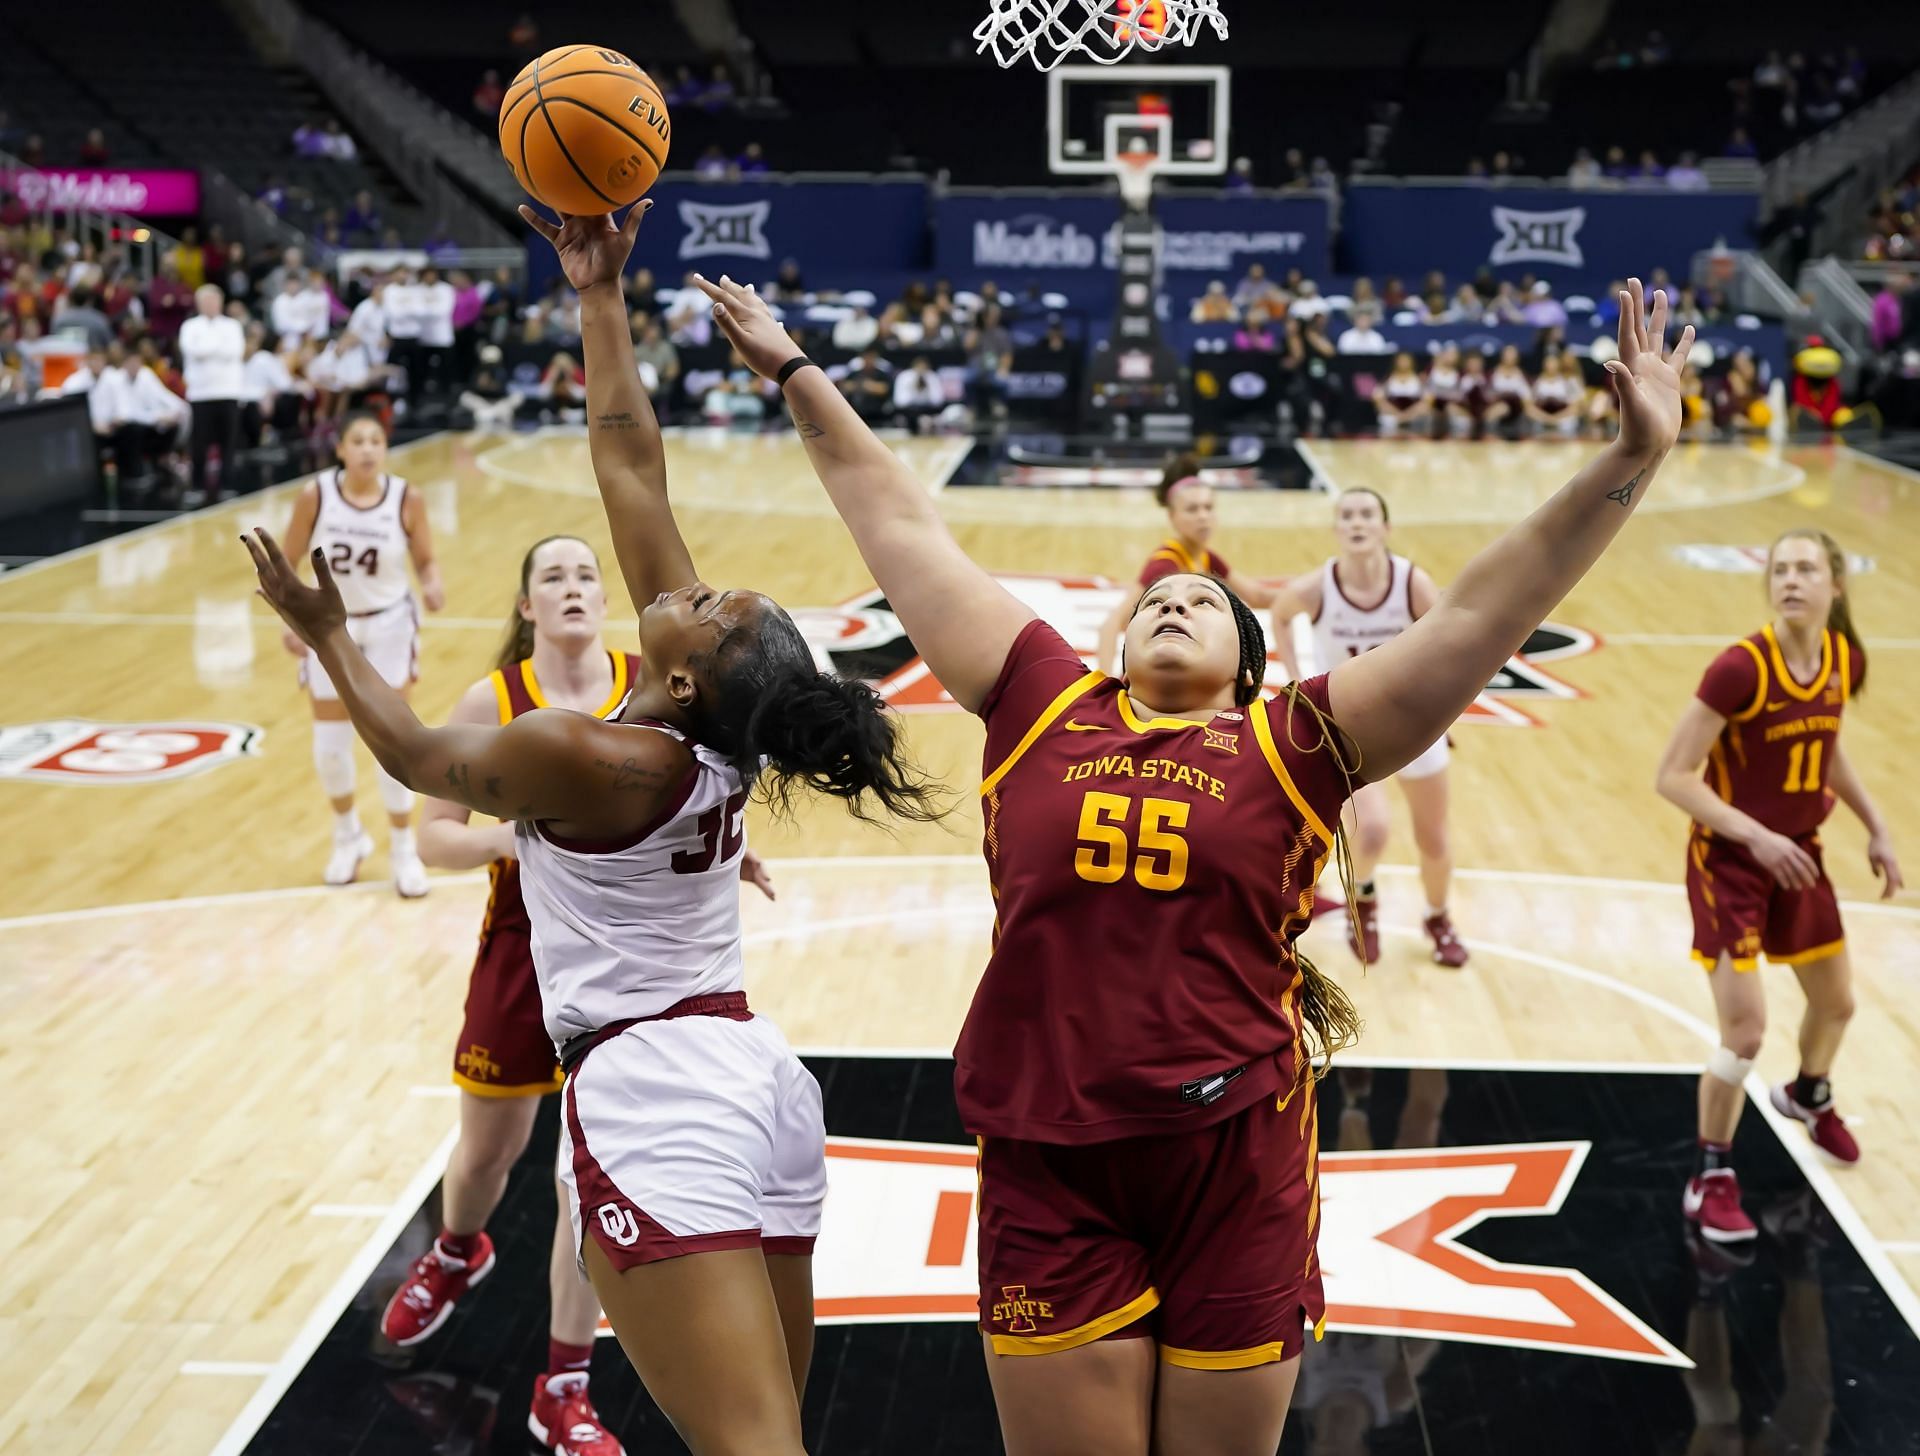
[597,1203,641,1248]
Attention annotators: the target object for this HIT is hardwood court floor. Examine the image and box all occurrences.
[0,431,1916,1455]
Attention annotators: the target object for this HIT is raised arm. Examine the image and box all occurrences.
[519,204,696,611]
[1654,697,1819,890]
[246,529,686,837]
[416,677,519,870]
[1222,569,1278,611]
[693,274,1034,713]
[1826,738,1904,897]
[1265,578,1316,682]
[1329,279,1691,778]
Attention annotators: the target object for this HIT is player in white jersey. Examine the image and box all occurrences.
[248,200,942,1456]
[1269,488,1470,968]
[278,410,444,895]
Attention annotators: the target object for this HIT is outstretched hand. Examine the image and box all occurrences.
[518,202,651,293]
[1607,276,1695,459]
[243,528,346,649]
[690,273,805,380]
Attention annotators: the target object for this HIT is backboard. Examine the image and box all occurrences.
[1046,64,1230,178]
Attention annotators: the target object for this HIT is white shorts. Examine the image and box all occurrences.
[302,597,418,700]
[1396,734,1450,781]
[559,1010,827,1272]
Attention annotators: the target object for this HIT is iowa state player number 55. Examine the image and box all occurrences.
[1074,791,1190,892]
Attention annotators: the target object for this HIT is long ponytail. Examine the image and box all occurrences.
[1770,527,1865,694]
[691,600,947,824]
[496,534,599,670]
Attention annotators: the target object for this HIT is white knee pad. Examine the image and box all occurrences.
[1706,1044,1754,1088]
[376,763,415,817]
[312,719,356,798]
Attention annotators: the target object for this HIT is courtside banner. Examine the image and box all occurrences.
[4,168,201,216]
[1341,185,1759,291]
[932,193,1331,275]
[526,178,931,286]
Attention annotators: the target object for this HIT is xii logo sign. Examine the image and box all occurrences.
[678,200,772,261]
[1489,206,1587,267]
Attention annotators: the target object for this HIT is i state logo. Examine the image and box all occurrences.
[0,720,261,784]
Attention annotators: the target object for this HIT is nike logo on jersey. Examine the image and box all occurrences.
[1064,720,1104,732]
[1767,701,1788,711]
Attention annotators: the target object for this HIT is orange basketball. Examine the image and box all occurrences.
[499,46,671,216]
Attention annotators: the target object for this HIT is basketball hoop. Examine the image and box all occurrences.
[1117,149,1157,211]
[975,0,1227,72]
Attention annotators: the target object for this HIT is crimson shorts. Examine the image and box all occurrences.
[451,925,563,1097]
[1686,827,1845,973]
[978,1079,1325,1369]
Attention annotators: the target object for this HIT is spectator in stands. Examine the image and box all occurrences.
[262,246,305,301]
[1450,284,1485,322]
[270,271,322,347]
[1754,51,1789,90]
[53,286,113,352]
[1350,278,1379,313]
[694,145,733,182]
[94,342,190,492]
[344,191,383,245]
[700,66,737,113]
[293,121,330,159]
[768,258,806,301]
[1631,150,1665,184]
[169,228,206,290]
[737,143,770,177]
[665,67,701,107]
[179,284,246,502]
[1308,157,1338,193]
[1567,148,1602,188]
[1231,263,1273,314]
[965,305,1013,417]
[920,303,962,350]
[1278,149,1307,188]
[415,266,457,395]
[893,355,945,432]
[1336,306,1391,355]
[1666,151,1708,190]
[1380,277,1408,313]
[79,129,110,167]
[145,258,194,343]
[1669,286,1707,330]
[1465,158,1488,180]
[667,279,713,347]
[1190,281,1237,324]
[1872,273,1908,351]
[509,12,538,51]
[1225,157,1255,194]
[241,322,292,443]
[1602,146,1632,180]
[832,304,880,351]
[347,279,389,365]
[1233,305,1278,352]
[1292,279,1334,321]
[322,119,358,162]
[625,267,658,317]
[633,318,680,402]
[1288,314,1342,434]
[1489,151,1515,181]
[20,135,46,168]
[1414,284,1453,323]
[1484,345,1532,436]
[1372,352,1429,433]
[473,69,505,117]
[839,347,893,423]
[879,300,923,349]
[1804,75,1843,130]
[1722,126,1758,160]
[1522,281,1567,330]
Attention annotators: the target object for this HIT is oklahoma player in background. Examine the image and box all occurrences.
[279,409,444,896]
[1094,453,1283,675]
[1657,528,1901,1243]
[699,269,1692,1454]
[1269,488,1469,968]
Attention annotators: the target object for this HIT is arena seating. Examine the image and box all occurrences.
[0,19,159,166]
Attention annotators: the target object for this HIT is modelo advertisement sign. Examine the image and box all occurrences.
[1341,185,1759,290]
[935,194,1331,276]
[4,168,201,217]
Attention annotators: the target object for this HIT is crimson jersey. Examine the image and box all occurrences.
[1139,537,1231,589]
[1694,626,1861,839]
[957,620,1360,1143]
[477,651,639,937]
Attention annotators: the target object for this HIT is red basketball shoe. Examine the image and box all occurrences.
[1770,1082,1861,1164]
[1682,1170,1757,1243]
[1346,894,1381,965]
[1422,912,1470,968]
[529,1372,625,1455]
[380,1233,496,1347]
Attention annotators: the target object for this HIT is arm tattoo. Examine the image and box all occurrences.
[595,756,668,791]
[444,762,471,793]
[794,419,826,440]
[484,775,502,799]
[593,411,641,431]
[1606,469,1645,508]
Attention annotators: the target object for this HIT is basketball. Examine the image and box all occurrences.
[499,46,671,216]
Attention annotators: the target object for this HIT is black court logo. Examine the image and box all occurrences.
[0,720,261,784]
[677,200,772,261]
[1490,206,1586,267]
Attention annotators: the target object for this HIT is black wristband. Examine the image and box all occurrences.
[776,356,817,387]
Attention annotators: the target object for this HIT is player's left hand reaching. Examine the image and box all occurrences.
[739,849,777,901]
[518,201,651,293]
[691,274,803,378]
[1867,829,1905,899]
[244,528,346,650]
[1606,277,1694,459]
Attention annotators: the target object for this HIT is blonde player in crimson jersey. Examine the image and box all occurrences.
[1094,453,1283,676]
[279,409,444,896]
[1657,528,1902,1245]
[252,203,943,1456]
[1268,488,1468,969]
[699,269,1693,1454]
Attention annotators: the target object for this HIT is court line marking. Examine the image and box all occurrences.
[195,1125,458,1445]
[0,432,453,587]
[1886,1241,1920,1254]
[1842,445,1920,484]
[179,1363,277,1378]
[308,1203,394,1218]
[791,1048,1709,1074]
[1372,919,1920,1338]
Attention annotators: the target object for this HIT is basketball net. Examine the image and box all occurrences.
[974,0,1227,71]
[1117,150,1156,212]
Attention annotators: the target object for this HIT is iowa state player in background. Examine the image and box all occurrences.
[699,271,1694,1454]
[1657,528,1902,1245]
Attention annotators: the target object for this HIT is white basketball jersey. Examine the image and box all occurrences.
[1382,373,1425,403]
[1533,373,1578,406]
[1490,367,1531,402]
[1311,553,1417,667]
[1426,366,1461,402]
[312,470,413,614]
[515,720,750,1046]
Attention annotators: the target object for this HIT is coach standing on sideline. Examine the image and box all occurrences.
[179,285,247,505]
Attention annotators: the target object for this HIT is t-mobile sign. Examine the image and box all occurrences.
[3,168,201,217]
